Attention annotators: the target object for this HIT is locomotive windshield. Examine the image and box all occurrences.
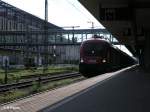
[83,42,108,57]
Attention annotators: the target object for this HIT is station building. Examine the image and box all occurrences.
[0,0,80,68]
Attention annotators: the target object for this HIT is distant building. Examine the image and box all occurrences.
[0,0,80,68]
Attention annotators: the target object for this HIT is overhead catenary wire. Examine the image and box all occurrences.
[65,0,91,21]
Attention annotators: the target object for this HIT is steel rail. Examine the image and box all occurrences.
[0,72,81,92]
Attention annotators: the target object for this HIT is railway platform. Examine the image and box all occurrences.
[1,65,146,112]
[41,65,150,112]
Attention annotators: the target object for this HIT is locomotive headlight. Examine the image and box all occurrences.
[102,59,106,63]
[80,59,84,63]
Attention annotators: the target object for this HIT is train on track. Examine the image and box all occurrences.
[79,35,136,77]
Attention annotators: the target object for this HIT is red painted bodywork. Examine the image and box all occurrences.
[80,37,110,64]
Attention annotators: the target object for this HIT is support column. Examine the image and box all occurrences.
[81,33,83,42]
[143,33,150,71]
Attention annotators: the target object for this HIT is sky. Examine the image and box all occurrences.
[2,0,133,56]
[2,0,103,29]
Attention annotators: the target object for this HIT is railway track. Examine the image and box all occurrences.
[20,71,71,79]
[0,72,82,92]
[19,71,73,82]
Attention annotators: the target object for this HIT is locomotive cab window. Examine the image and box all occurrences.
[83,42,108,57]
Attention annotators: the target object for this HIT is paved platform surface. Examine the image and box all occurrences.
[42,66,150,112]
[0,65,132,112]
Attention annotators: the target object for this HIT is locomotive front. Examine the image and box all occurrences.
[79,38,110,77]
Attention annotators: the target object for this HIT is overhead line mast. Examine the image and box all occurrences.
[45,0,48,21]
[44,0,48,72]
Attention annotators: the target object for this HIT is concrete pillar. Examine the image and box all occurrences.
[86,34,87,40]
[81,33,83,42]
[143,32,150,71]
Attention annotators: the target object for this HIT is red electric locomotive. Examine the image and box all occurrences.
[79,35,136,77]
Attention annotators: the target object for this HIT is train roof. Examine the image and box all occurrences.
[81,35,134,59]
[82,35,110,44]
